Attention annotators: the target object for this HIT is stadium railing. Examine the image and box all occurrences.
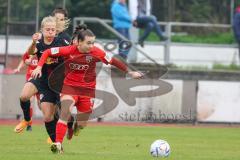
[73,17,235,65]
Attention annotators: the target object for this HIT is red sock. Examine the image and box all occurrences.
[56,122,67,143]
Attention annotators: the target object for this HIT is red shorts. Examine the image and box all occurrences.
[73,96,94,113]
[62,95,94,113]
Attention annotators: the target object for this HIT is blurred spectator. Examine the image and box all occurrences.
[132,0,167,47]
[233,6,240,60]
[111,0,132,59]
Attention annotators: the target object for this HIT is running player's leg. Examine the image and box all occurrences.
[34,82,58,143]
[14,82,38,133]
[65,105,75,140]
[74,96,94,136]
[51,95,75,153]
[55,95,75,143]
[26,96,35,131]
[66,113,74,140]
[40,89,60,143]
[41,102,56,142]
[46,102,61,144]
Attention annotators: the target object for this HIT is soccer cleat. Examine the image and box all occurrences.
[47,137,53,144]
[50,142,63,154]
[14,119,32,133]
[66,127,74,140]
[73,122,83,136]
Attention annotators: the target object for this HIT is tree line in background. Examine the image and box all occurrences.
[1,0,240,39]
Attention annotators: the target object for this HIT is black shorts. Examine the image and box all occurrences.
[29,78,60,104]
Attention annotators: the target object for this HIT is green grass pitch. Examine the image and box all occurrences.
[0,124,240,160]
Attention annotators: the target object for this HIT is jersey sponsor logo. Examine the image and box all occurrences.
[104,52,113,62]
[69,63,89,71]
[46,57,59,64]
[51,47,59,55]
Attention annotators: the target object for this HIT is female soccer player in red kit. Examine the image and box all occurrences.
[32,24,143,153]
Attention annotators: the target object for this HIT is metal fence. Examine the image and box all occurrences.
[1,0,238,66]
[73,17,235,65]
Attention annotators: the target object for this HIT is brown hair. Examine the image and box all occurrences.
[52,7,68,17]
[73,24,95,42]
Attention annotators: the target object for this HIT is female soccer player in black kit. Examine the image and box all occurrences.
[14,16,69,144]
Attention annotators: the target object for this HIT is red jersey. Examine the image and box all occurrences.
[22,52,38,81]
[38,45,113,89]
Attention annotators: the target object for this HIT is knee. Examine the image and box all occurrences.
[20,94,30,102]
[147,22,154,29]
[43,114,53,122]
[60,111,71,121]
[149,15,157,21]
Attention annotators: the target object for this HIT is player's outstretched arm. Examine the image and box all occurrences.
[28,32,41,55]
[37,46,70,67]
[14,51,33,73]
[110,57,143,79]
[13,59,25,73]
[31,46,70,79]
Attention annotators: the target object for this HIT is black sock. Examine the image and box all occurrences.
[20,99,31,121]
[67,116,74,129]
[45,119,58,142]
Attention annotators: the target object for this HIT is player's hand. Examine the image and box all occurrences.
[25,58,32,65]
[31,66,42,79]
[128,71,144,79]
[32,32,41,42]
[13,68,20,74]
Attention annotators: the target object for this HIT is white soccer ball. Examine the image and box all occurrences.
[150,139,170,158]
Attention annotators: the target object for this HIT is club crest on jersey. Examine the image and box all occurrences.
[86,55,93,63]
